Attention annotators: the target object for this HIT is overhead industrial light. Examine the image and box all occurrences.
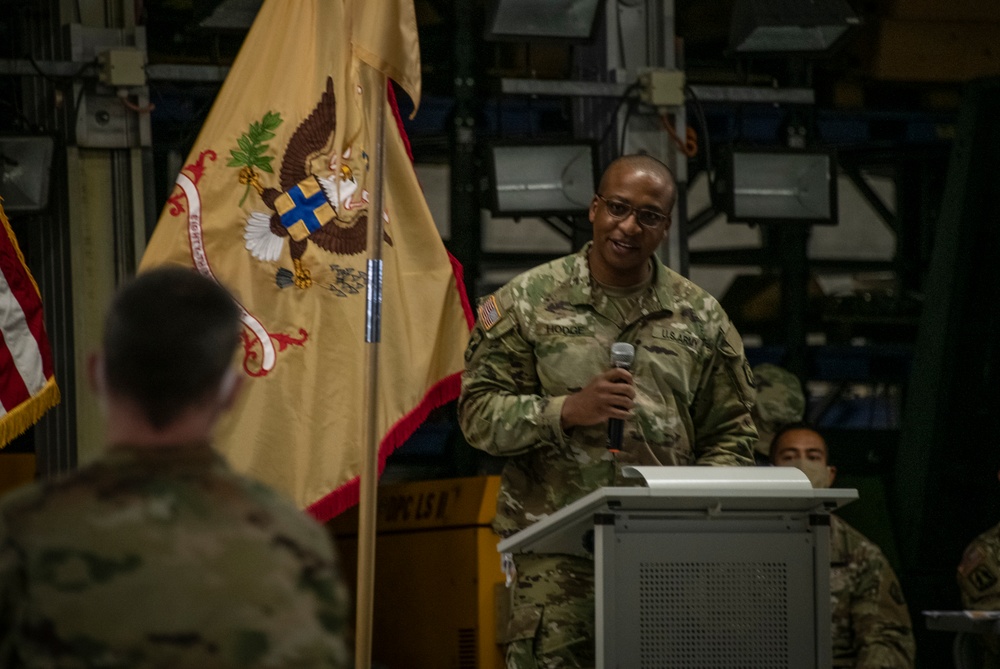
[730,0,860,54]
[485,0,603,41]
[716,148,837,225]
[0,137,55,213]
[488,142,597,217]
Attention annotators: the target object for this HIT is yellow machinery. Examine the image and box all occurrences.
[329,475,506,669]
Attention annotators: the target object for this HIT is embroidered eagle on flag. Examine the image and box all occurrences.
[240,77,393,289]
[141,0,473,519]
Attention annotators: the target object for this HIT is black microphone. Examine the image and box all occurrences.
[607,342,635,452]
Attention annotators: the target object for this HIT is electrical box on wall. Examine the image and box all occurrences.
[97,48,146,87]
[638,68,686,108]
[66,24,150,149]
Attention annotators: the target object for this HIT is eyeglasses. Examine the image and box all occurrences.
[595,194,669,229]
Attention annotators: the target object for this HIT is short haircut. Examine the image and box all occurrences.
[102,267,241,429]
[768,421,826,463]
[600,154,678,210]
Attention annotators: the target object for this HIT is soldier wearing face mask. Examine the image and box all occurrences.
[770,423,916,668]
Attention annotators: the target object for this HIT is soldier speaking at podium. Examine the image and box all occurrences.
[459,154,757,668]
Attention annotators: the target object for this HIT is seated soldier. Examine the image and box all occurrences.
[0,268,350,667]
[957,481,1000,668]
[771,422,916,669]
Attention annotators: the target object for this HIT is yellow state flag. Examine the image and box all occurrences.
[139,0,472,520]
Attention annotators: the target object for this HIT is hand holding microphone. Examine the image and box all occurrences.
[607,342,634,453]
[558,342,636,439]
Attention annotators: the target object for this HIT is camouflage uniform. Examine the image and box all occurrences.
[750,363,806,463]
[459,244,756,668]
[504,554,595,669]
[0,442,351,668]
[958,522,1000,611]
[957,522,1000,665]
[830,515,915,668]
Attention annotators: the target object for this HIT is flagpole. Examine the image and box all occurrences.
[355,66,387,669]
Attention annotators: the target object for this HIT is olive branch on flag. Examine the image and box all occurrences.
[228,111,283,206]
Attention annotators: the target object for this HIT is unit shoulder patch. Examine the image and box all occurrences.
[970,564,999,593]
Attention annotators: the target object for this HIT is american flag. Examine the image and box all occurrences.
[0,199,59,447]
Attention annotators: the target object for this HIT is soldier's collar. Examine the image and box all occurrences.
[104,441,221,466]
[553,244,595,306]
[564,243,678,314]
[648,261,679,313]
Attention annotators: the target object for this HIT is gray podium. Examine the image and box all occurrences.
[498,466,857,669]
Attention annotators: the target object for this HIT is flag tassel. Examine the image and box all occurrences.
[0,376,60,449]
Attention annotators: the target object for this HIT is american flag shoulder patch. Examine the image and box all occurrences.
[478,294,502,330]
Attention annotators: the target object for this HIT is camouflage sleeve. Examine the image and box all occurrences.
[250,485,352,665]
[690,321,757,466]
[850,542,917,669]
[457,294,567,457]
[306,535,352,666]
[957,530,1000,610]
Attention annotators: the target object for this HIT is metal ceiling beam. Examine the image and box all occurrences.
[0,59,230,83]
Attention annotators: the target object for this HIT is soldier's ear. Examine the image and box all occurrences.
[827,465,837,487]
[217,368,242,410]
[88,353,106,395]
[88,353,110,418]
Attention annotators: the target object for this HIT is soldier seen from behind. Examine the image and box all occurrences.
[0,267,351,668]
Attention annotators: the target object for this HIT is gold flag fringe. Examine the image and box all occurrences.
[0,376,61,449]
